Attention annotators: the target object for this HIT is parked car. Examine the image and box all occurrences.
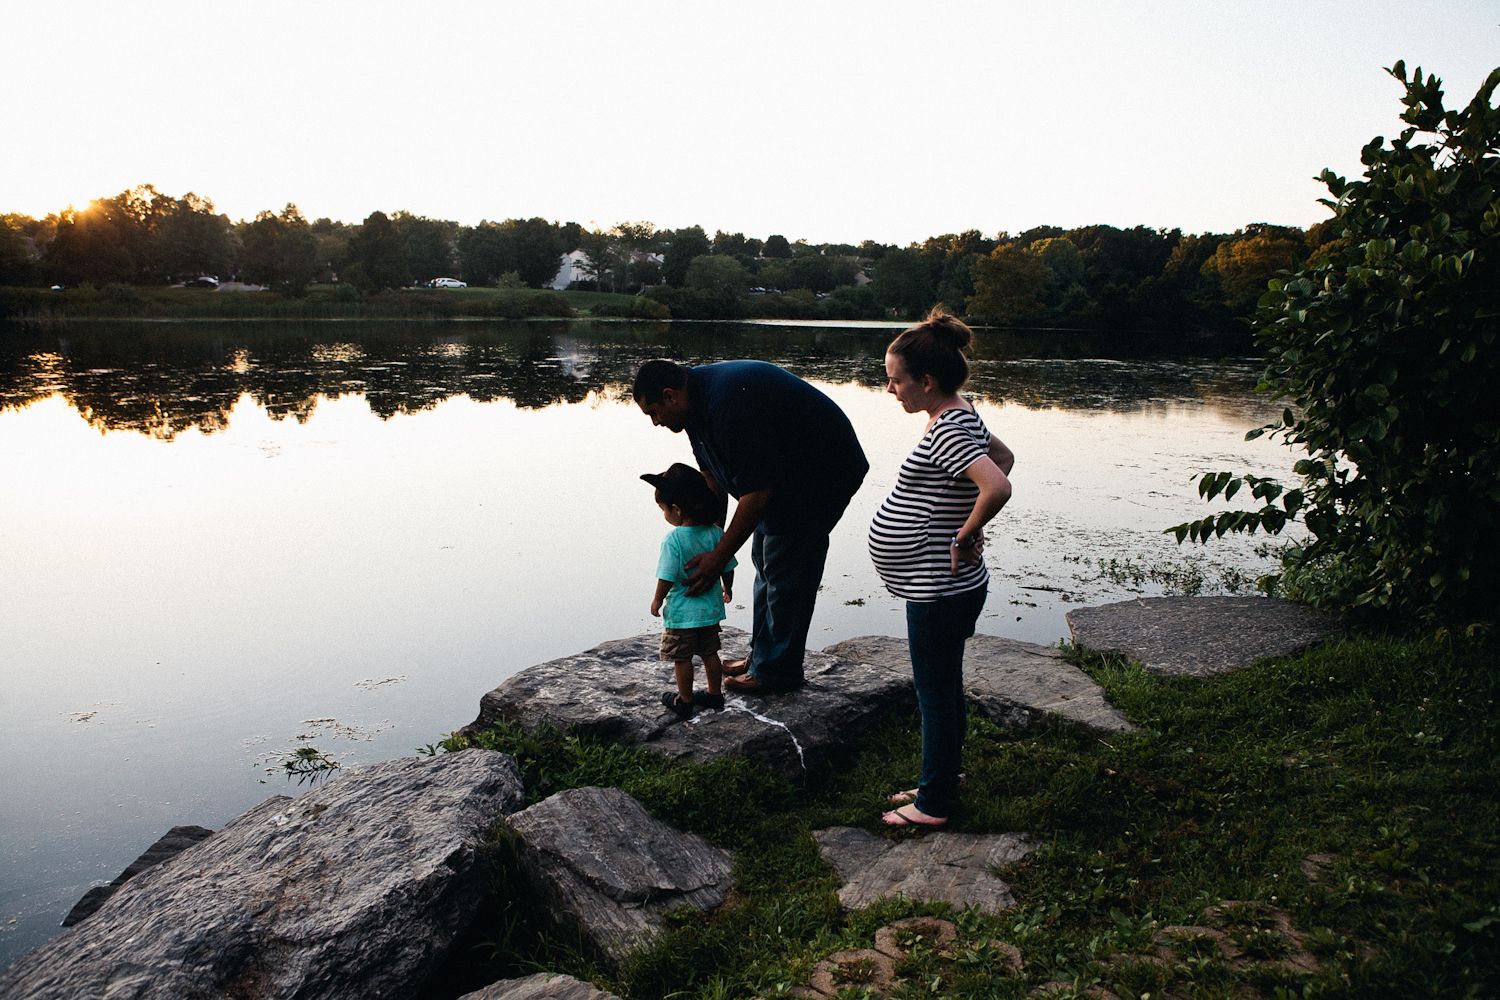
[429,277,466,288]
[183,275,219,289]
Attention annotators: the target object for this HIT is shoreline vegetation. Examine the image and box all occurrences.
[435,629,1498,998]
[2,192,1323,332]
[0,284,1257,335]
[0,285,665,323]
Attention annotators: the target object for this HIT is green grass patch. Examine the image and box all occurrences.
[440,631,1499,998]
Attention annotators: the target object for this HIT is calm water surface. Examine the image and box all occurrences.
[0,319,1296,966]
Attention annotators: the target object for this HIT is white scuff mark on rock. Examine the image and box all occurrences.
[724,699,807,770]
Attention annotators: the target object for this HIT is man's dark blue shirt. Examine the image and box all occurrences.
[685,361,868,535]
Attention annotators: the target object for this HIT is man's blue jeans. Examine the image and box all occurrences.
[907,584,987,819]
[746,527,831,691]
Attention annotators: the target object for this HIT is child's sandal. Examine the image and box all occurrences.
[660,691,695,719]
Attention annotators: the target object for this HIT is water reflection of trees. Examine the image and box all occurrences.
[0,321,1269,439]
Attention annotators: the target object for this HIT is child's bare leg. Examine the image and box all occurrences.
[701,652,724,696]
[673,659,695,703]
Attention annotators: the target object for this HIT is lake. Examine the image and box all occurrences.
[0,318,1296,967]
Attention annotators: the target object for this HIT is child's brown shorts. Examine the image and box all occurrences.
[660,624,722,661]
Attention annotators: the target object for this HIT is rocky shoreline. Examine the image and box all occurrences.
[0,598,1335,999]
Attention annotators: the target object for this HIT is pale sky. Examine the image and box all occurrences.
[4,1,1496,245]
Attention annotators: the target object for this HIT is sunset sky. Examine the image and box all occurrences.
[5,1,1496,244]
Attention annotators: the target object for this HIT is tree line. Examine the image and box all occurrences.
[0,185,1335,329]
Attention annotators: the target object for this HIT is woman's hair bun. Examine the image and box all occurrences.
[923,307,972,350]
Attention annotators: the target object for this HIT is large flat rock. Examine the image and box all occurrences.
[507,786,733,965]
[466,628,913,777]
[0,750,525,1000]
[1065,596,1339,677]
[813,826,1034,913]
[460,972,623,999]
[825,633,1136,734]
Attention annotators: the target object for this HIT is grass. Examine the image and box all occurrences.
[439,631,1498,998]
[0,284,660,321]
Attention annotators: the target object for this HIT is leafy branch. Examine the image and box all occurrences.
[1169,472,1306,543]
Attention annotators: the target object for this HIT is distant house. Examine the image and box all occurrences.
[549,249,665,291]
[549,249,592,290]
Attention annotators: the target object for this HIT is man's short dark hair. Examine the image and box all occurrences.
[632,359,689,403]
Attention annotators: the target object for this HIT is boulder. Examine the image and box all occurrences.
[62,824,215,927]
[507,786,733,964]
[465,628,912,777]
[813,826,1033,913]
[460,972,623,1000]
[1065,596,1339,677]
[0,750,524,1000]
[824,633,1136,734]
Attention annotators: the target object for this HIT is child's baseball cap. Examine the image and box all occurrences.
[641,463,724,524]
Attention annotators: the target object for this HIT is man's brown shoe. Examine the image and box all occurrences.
[721,658,750,677]
[723,673,765,693]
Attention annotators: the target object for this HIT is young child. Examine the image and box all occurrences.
[641,463,736,718]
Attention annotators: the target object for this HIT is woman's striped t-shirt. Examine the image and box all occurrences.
[868,407,992,602]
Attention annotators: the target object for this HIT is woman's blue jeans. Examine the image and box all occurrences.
[907,584,986,819]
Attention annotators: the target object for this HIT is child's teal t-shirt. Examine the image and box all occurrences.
[656,525,738,629]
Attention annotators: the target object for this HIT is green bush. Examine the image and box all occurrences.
[587,295,671,320]
[1171,62,1500,626]
[752,290,819,320]
[101,282,143,305]
[486,291,574,319]
[817,283,883,320]
[0,286,58,319]
[644,284,730,319]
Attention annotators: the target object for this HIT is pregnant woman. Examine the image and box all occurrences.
[869,308,1014,828]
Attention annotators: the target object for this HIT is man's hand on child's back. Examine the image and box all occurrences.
[684,549,729,596]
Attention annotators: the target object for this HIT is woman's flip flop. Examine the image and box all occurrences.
[888,773,964,805]
[881,804,947,828]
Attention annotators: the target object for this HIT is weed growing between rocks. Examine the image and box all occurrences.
[435,631,1498,998]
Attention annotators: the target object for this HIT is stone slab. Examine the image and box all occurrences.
[813,826,1033,913]
[0,750,525,1000]
[62,825,215,927]
[460,972,623,1000]
[824,633,1137,734]
[506,786,733,964]
[1065,596,1339,677]
[465,628,913,777]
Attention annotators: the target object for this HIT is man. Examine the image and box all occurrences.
[633,359,868,693]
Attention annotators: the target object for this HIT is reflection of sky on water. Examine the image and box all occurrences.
[0,321,1298,968]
